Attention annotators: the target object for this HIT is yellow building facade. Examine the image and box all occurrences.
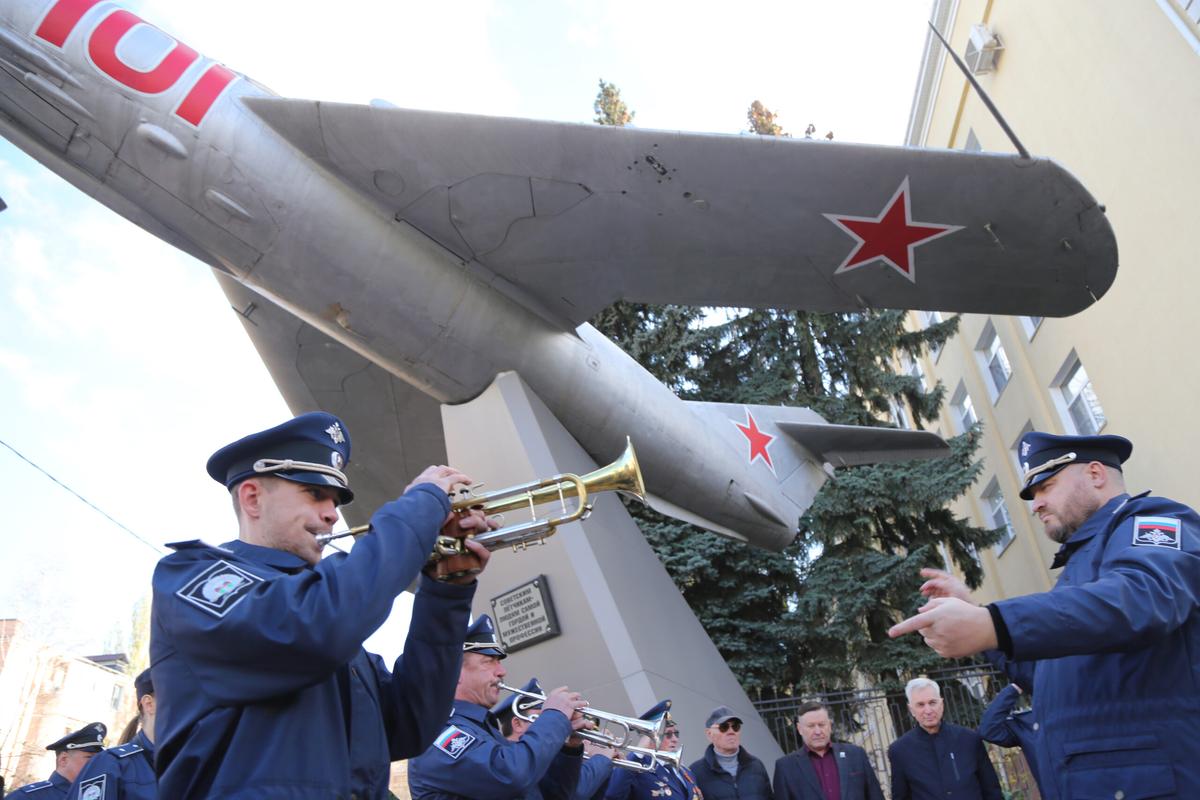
[906,0,1200,602]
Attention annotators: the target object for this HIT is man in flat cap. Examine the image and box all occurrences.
[690,705,772,799]
[890,431,1200,798]
[67,670,156,800]
[409,615,591,799]
[150,412,495,799]
[5,722,105,798]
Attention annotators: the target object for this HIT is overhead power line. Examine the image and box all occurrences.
[0,436,164,555]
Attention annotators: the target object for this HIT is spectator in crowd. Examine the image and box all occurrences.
[887,679,1001,800]
[67,669,157,800]
[772,701,882,800]
[689,705,772,799]
[4,723,105,799]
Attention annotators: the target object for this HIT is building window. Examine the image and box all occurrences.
[111,684,124,710]
[983,479,1017,556]
[1176,0,1200,24]
[900,353,927,392]
[1058,358,1107,435]
[1020,316,1043,339]
[951,382,978,434]
[890,397,913,430]
[919,310,945,360]
[976,322,1011,400]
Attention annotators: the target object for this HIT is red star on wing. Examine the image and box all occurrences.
[823,177,962,283]
[732,409,776,472]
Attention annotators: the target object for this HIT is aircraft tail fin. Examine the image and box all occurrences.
[774,421,950,468]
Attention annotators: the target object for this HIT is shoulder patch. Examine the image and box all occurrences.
[1132,516,1182,550]
[113,741,144,758]
[77,774,107,800]
[433,725,477,759]
[176,560,264,617]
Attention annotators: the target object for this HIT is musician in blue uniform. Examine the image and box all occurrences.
[149,412,494,799]
[4,723,105,799]
[494,677,614,799]
[408,616,590,799]
[67,670,156,800]
[891,432,1200,799]
[604,703,703,800]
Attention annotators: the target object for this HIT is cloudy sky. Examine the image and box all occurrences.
[0,0,934,659]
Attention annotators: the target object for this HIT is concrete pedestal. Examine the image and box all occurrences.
[442,371,784,770]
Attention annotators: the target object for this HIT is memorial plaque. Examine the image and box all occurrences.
[490,575,560,652]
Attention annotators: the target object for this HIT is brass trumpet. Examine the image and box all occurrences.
[316,438,645,569]
[494,681,672,772]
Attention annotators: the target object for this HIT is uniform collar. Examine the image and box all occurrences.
[49,771,71,788]
[135,729,155,756]
[1050,493,1133,568]
[452,698,503,734]
[222,539,311,572]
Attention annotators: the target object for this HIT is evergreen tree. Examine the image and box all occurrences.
[587,88,1000,696]
[594,79,635,127]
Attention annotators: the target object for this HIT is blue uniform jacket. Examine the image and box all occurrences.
[976,686,1043,794]
[992,493,1200,800]
[886,723,1001,800]
[604,752,702,799]
[689,744,773,800]
[66,730,156,800]
[772,743,883,800]
[4,772,70,800]
[408,699,582,799]
[150,483,474,799]
[576,755,613,799]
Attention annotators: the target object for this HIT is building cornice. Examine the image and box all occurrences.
[905,0,960,146]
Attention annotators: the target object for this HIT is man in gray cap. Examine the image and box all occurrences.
[4,722,105,798]
[890,431,1200,799]
[688,705,772,799]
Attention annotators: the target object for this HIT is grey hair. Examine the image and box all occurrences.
[905,678,940,703]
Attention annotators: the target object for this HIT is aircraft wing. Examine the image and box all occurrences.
[213,272,448,529]
[246,98,1117,327]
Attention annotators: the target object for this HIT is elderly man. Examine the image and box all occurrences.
[890,431,1200,798]
[689,705,772,799]
[151,412,493,799]
[887,679,1001,800]
[4,723,105,799]
[408,616,589,799]
[772,701,881,800]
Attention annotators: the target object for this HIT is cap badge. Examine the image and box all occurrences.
[331,451,345,470]
[1020,442,1030,457]
[326,422,346,444]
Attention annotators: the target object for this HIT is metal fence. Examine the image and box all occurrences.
[753,664,1040,800]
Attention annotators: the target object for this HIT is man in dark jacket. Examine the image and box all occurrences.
[772,701,882,800]
[689,705,773,799]
[887,679,1001,800]
[892,432,1200,799]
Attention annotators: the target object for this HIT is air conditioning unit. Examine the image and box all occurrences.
[964,24,1003,74]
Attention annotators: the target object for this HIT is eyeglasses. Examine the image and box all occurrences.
[714,721,742,733]
[662,729,680,738]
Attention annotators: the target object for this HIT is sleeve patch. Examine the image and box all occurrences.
[1132,516,1181,550]
[176,560,265,617]
[78,775,107,800]
[433,725,477,759]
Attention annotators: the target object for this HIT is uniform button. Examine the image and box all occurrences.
[1115,791,1125,799]
[1032,722,1039,730]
